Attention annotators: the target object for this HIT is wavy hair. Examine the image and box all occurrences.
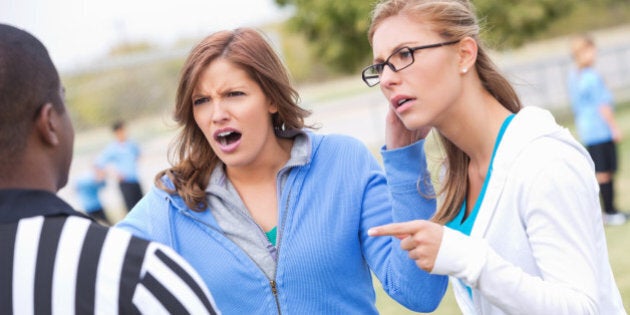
[158,27,311,211]
[368,0,522,224]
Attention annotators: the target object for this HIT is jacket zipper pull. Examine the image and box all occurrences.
[270,280,278,296]
[270,280,282,314]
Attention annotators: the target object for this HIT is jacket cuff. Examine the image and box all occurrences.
[431,226,487,287]
[381,140,429,188]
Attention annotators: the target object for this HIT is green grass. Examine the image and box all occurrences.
[374,101,630,313]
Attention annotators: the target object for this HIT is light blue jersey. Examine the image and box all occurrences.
[567,67,614,145]
[96,140,140,182]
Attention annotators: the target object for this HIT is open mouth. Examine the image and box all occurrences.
[215,131,242,146]
[397,98,412,107]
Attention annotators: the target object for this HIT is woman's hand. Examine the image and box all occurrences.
[368,220,443,272]
[385,108,431,150]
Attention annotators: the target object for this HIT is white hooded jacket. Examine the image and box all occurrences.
[431,106,626,314]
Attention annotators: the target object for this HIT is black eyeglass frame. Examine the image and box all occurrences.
[361,39,461,87]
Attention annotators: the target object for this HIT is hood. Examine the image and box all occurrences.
[493,106,590,169]
[469,106,593,238]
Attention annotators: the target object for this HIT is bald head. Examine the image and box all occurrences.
[0,24,74,191]
[0,24,64,162]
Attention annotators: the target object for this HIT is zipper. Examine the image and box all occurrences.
[180,209,285,314]
[181,163,299,314]
[270,280,281,314]
[268,182,293,315]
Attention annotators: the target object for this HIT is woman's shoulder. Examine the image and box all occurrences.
[156,173,176,190]
[307,132,378,172]
[508,135,593,187]
[139,174,186,208]
[310,132,368,149]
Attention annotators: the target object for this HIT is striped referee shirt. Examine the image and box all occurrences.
[0,189,220,315]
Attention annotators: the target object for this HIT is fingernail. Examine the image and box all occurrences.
[367,228,376,236]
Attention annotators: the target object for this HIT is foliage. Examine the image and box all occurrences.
[63,58,182,130]
[108,41,156,57]
[261,23,335,84]
[62,0,630,131]
[275,0,374,73]
[531,0,630,40]
[275,0,630,73]
[473,0,578,48]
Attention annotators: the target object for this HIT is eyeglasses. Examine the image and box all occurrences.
[361,39,460,87]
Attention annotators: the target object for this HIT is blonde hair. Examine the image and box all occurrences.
[158,28,311,211]
[369,0,522,224]
[570,34,595,69]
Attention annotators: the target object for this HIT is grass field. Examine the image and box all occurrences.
[374,101,630,314]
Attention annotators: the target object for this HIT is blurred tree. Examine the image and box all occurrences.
[275,0,583,72]
[474,0,579,48]
[64,59,182,130]
[275,0,373,73]
[108,41,156,57]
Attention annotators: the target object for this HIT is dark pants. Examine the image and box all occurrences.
[586,140,617,173]
[587,141,618,214]
[119,181,143,211]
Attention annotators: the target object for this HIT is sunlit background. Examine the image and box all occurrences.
[2,1,630,313]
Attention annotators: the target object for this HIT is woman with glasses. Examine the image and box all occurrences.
[365,0,624,314]
[116,27,447,314]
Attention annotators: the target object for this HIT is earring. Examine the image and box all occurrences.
[461,68,468,74]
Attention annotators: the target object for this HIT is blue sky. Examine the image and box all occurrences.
[1,0,288,71]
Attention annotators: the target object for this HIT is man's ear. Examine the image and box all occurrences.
[35,103,60,146]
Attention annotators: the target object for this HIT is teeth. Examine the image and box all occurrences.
[218,131,233,137]
[217,131,233,146]
[398,99,407,105]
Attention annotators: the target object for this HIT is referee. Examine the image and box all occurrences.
[0,24,220,314]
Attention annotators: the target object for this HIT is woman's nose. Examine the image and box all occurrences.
[211,101,230,123]
[379,64,400,87]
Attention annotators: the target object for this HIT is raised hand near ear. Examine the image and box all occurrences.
[385,107,432,150]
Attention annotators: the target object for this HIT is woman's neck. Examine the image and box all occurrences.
[439,91,511,176]
[226,137,293,185]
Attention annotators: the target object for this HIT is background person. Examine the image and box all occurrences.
[0,23,220,315]
[75,166,111,225]
[96,120,144,212]
[362,0,625,314]
[117,27,447,314]
[568,34,626,226]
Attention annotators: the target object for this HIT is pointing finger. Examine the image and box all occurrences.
[368,220,426,237]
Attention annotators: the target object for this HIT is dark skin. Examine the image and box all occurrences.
[0,102,73,193]
[0,24,74,194]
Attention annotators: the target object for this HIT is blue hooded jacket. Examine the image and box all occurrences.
[117,132,447,314]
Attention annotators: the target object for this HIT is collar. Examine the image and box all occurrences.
[0,189,91,224]
[208,129,312,189]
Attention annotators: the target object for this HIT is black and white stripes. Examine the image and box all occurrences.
[0,215,219,315]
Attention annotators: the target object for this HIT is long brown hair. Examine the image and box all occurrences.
[368,0,522,224]
[158,27,311,211]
